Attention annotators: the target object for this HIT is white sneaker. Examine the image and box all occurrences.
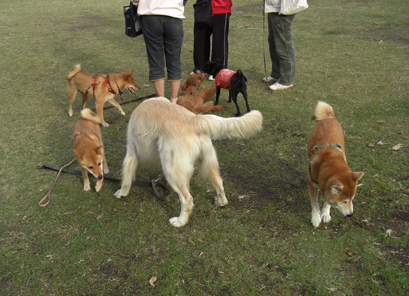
[208,75,215,81]
[262,76,278,83]
[269,81,293,91]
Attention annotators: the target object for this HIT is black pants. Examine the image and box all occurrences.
[193,13,230,72]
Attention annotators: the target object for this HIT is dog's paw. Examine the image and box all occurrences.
[83,184,91,191]
[120,111,125,116]
[215,197,228,207]
[102,122,109,127]
[169,217,186,227]
[322,213,331,223]
[311,211,322,227]
[68,110,73,117]
[114,189,124,198]
[95,181,103,192]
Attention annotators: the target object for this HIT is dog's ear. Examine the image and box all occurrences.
[330,183,343,195]
[352,172,364,182]
[74,149,84,159]
[95,145,103,155]
[126,69,131,74]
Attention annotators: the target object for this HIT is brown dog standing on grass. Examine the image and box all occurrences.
[73,108,109,192]
[67,64,139,127]
[307,101,364,228]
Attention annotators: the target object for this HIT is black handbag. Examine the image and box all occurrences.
[124,1,142,38]
[193,0,213,27]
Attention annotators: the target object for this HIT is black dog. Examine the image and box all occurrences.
[202,61,250,117]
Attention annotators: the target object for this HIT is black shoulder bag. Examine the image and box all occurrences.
[124,1,142,38]
[193,0,213,28]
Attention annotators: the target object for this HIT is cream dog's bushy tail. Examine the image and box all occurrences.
[311,101,335,121]
[80,108,102,125]
[194,110,263,140]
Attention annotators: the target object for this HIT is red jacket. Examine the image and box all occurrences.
[215,69,236,90]
[211,0,232,15]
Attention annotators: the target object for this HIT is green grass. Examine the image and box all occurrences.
[1,0,408,295]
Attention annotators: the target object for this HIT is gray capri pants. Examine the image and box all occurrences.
[141,15,184,81]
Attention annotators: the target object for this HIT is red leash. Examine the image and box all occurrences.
[90,93,157,111]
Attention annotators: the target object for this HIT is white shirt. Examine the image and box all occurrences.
[265,0,280,13]
[137,0,185,19]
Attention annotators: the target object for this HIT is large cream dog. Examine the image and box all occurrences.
[73,108,109,192]
[307,101,364,227]
[114,97,263,227]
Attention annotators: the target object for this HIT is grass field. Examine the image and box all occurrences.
[1,0,408,295]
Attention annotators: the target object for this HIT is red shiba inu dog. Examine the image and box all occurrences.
[73,108,109,192]
[307,101,364,227]
[67,64,139,126]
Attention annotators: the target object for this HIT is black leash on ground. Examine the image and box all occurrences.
[37,161,171,207]
[262,0,273,94]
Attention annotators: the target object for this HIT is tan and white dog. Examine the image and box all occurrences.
[73,108,109,192]
[114,97,263,227]
[307,101,364,227]
[67,64,139,127]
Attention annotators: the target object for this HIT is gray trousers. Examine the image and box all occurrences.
[268,13,296,85]
[141,15,184,81]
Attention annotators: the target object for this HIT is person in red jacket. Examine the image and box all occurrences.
[192,0,232,80]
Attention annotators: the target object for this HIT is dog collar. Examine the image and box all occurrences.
[311,143,343,154]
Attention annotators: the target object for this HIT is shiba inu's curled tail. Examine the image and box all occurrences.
[311,101,335,121]
[195,110,263,140]
[67,64,81,80]
[80,108,102,125]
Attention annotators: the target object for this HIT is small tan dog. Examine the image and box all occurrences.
[67,64,139,126]
[307,101,364,227]
[177,71,226,114]
[73,108,109,192]
[114,97,263,227]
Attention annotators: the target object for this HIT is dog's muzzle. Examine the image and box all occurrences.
[128,86,139,95]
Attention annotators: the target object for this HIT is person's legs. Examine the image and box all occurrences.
[153,79,165,97]
[211,13,230,68]
[169,80,180,103]
[163,16,184,102]
[141,15,166,82]
[269,13,296,86]
[193,23,212,72]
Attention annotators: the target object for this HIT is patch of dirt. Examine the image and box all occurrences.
[381,244,409,266]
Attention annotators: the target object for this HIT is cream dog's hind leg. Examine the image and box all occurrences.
[114,147,139,198]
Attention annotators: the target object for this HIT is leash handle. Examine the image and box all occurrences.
[37,158,76,207]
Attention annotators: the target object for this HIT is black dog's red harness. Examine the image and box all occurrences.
[215,69,237,90]
[82,76,121,109]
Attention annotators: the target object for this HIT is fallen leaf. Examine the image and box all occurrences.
[149,276,157,287]
[392,143,404,151]
[367,143,375,148]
